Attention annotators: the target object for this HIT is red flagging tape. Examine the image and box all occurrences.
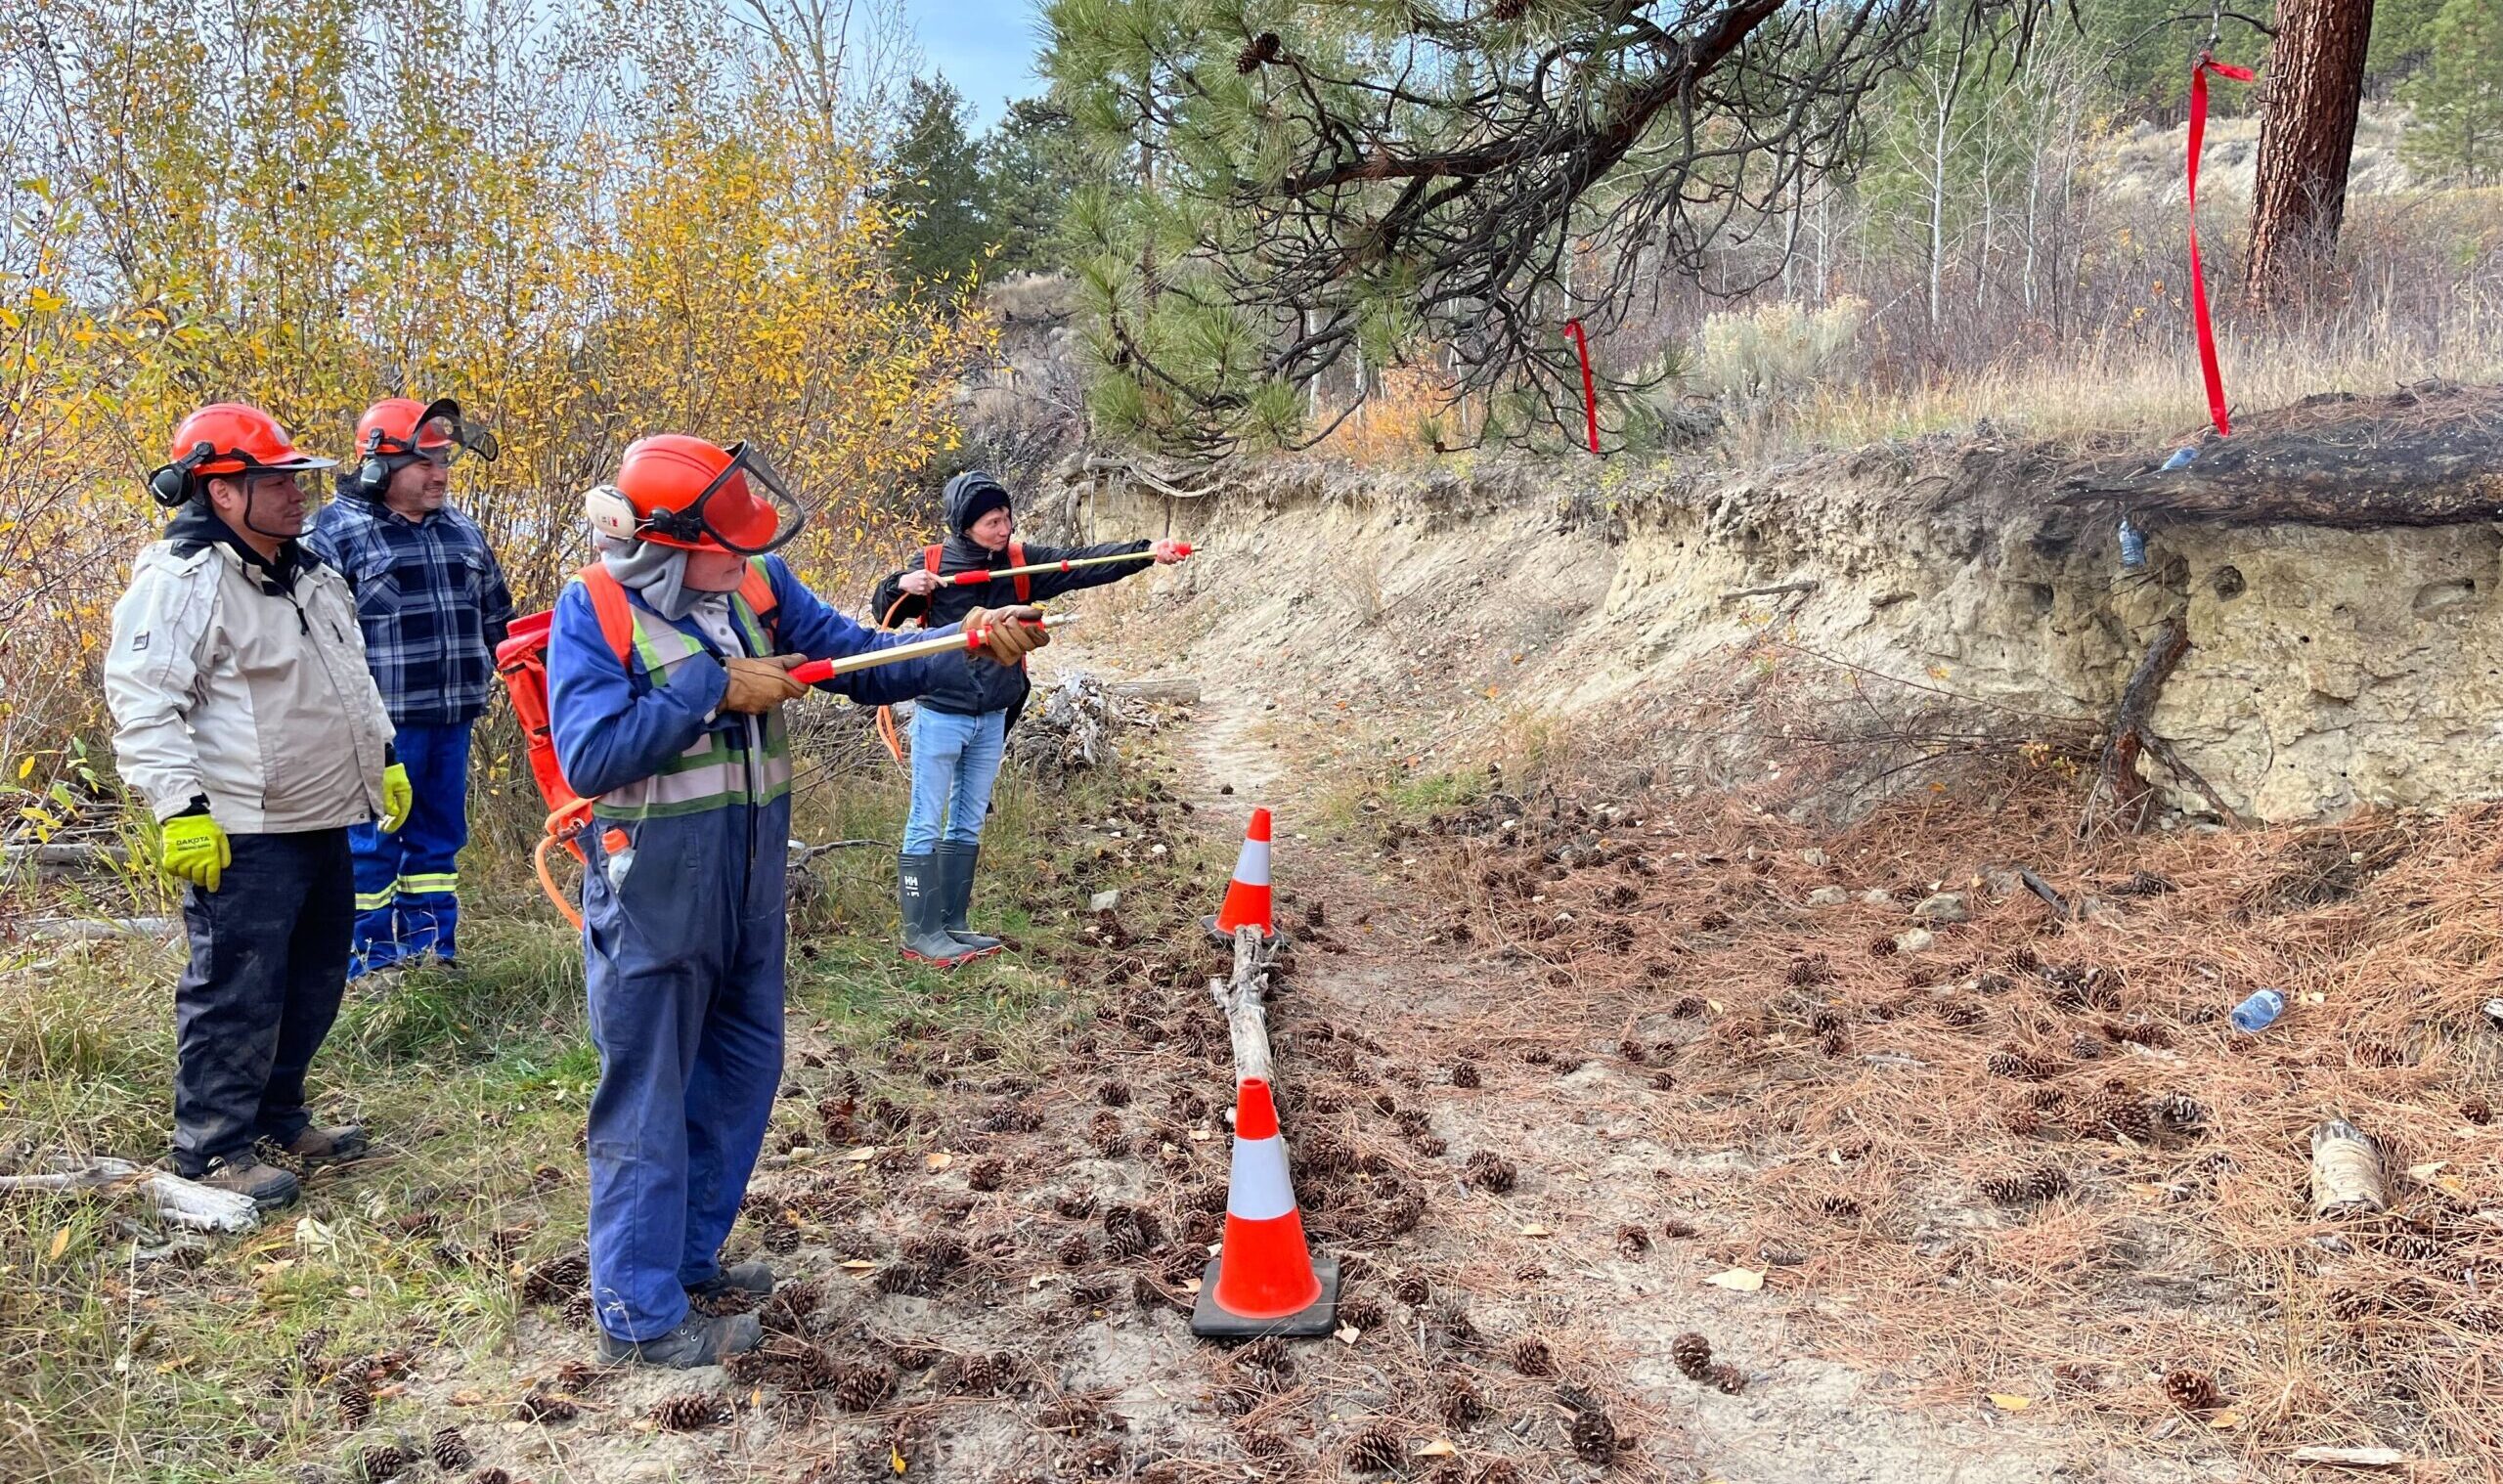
[1562,319,1600,454]
[2187,53,2254,437]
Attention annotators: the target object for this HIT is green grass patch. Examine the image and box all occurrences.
[0,742,1190,1482]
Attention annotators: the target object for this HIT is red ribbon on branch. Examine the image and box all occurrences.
[2186,51,2254,437]
[1561,318,1600,454]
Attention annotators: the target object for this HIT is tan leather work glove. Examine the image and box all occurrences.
[721,654,807,714]
[962,605,1050,666]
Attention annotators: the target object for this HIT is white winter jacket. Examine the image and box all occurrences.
[105,518,396,833]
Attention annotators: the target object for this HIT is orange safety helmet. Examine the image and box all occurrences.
[585,434,806,554]
[347,396,497,499]
[148,403,336,507]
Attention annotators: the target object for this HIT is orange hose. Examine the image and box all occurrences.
[871,590,917,771]
[534,830,584,931]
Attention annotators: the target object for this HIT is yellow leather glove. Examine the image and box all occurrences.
[379,762,413,834]
[159,812,232,894]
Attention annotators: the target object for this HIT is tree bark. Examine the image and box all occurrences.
[2244,0,2376,309]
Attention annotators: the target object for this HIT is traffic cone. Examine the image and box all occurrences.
[1201,807,1281,946]
[1190,1076,1339,1338]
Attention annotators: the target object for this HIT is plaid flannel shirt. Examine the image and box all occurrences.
[307,496,514,726]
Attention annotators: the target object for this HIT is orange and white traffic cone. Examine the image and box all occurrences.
[1201,807,1281,946]
[1190,1075,1339,1338]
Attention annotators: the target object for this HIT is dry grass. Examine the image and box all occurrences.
[1395,765,2503,1476]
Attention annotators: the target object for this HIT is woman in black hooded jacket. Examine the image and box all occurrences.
[890,470,1185,964]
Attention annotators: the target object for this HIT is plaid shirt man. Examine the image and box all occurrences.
[307,497,514,725]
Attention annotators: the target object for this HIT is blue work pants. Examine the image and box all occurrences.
[347,720,471,976]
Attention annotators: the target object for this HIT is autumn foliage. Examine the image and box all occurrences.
[0,0,992,800]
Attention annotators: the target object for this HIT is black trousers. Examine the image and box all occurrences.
[170,829,355,1176]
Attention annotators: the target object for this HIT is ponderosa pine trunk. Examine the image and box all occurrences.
[2244,0,2375,310]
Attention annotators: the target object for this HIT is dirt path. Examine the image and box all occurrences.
[1147,669,2215,1484]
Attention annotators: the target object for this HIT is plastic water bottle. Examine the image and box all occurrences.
[2118,515,2148,571]
[2160,445,2199,472]
[2229,987,2286,1033]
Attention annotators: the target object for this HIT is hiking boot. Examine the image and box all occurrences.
[934,842,1003,957]
[278,1124,371,1164]
[898,853,975,968]
[595,1312,762,1369]
[686,1260,775,1302]
[194,1157,300,1209]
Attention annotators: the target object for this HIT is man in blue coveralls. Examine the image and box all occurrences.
[546,434,1047,1367]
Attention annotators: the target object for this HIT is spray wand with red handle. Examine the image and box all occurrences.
[785,613,1077,686]
[939,544,1193,587]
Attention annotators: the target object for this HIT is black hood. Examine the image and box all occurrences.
[941,470,1011,538]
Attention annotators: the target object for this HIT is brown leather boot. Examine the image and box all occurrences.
[279,1124,371,1164]
[195,1157,300,1208]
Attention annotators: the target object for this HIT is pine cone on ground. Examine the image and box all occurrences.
[466,1471,514,1484]
[357,1444,411,1482]
[902,1235,967,1273]
[649,1391,728,1431]
[1660,1217,1698,1240]
[2078,1080,2153,1141]
[1439,1378,1485,1429]
[517,1247,589,1306]
[2163,1368,2220,1413]
[428,1426,473,1470]
[1057,1234,1092,1267]
[967,1157,1006,1191]
[1710,1363,1748,1395]
[1510,1336,1555,1375]
[874,1263,934,1296]
[337,1380,375,1428]
[1987,1048,2057,1081]
[760,1278,824,1331]
[1614,1224,1649,1257]
[1671,1331,1712,1379]
[1821,1194,1864,1221]
[1098,1078,1132,1108]
[2465,1094,2493,1126]
[1568,1407,1617,1464]
[1669,995,1706,1019]
[1339,1297,1384,1330]
[1395,1274,1431,1306]
[1473,1463,1523,1484]
[1978,1166,2070,1206]
[1648,1069,1677,1091]
[1055,1192,1096,1219]
[513,1389,578,1424]
[833,1364,896,1412]
[1344,1424,1402,1473]
[943,1352,1001,1397]
[1464,1152,1516,1193]
[1450,1060,1481,1089]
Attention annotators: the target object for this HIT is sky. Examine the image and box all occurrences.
[910,0,1046,130]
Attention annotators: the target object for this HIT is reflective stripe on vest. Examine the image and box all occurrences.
[593,588,793,821]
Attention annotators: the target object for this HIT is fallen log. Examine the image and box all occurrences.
[2058,382,2503,530]
[0,1157,261,1232]
[1208,924,1273,1086]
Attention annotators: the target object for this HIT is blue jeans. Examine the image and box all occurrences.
[348,720,472,977]
[902,707,1006,853]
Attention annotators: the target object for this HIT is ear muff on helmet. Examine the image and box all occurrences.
[147,441,217,508]
[583,484,639,541]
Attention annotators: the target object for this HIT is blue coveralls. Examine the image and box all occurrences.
[547,555,949,1342]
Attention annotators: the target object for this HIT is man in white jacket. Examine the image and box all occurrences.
[106,404,413,1208]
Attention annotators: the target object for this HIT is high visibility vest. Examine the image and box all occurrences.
[584,561,793,822]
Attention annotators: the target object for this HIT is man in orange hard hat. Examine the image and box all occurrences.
[105,404,411,1209]
[545,434,1046,1367]
[309,397,512,976]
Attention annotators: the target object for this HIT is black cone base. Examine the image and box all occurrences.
[1189,1254,1339,1339]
